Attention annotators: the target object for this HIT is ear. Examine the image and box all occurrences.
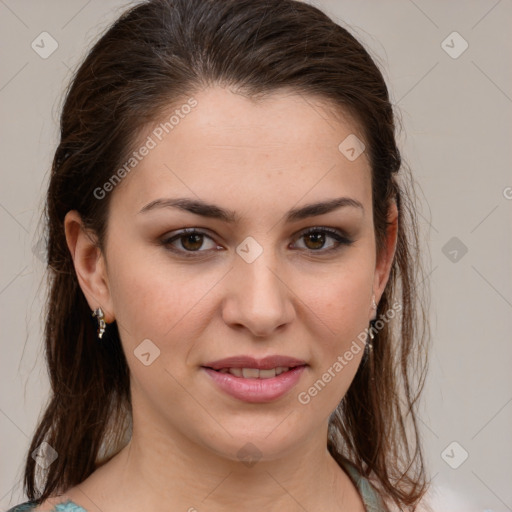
[64,210,115,323]
[371,200,399,317]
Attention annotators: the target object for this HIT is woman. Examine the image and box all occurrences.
[8,0,430,510]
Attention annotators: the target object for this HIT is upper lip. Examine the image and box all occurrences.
[202,355,307,370]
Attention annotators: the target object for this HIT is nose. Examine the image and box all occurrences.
[221,248,295,338]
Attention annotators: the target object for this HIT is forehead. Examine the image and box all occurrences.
[110,86,371,219]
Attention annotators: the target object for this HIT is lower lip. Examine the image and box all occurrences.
[202,366,307,403]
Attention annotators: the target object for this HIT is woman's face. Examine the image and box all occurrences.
[70,86,397,463]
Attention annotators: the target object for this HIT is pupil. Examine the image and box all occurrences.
[183,234,203,251]
[306,232,324,250]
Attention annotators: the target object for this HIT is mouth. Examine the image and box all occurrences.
[204,365,303,379]
[201,364,307,403]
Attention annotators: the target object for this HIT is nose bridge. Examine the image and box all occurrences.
[223,236,294,336]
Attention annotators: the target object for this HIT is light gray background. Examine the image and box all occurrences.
[1,1,511,510]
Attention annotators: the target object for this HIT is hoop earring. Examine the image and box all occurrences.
[92,307,106,339]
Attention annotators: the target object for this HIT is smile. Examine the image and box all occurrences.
[214,366,291,378]
[202,365,307,403]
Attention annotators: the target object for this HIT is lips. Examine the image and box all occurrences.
[215,367,291,378]
[202,355,307,371]
[201,355,308,403]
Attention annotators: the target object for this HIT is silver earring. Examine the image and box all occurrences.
[92,307,106,339]
[365,296,377,357]
[365,321,375,357]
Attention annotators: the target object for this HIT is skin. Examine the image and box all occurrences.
[41,86,398,512]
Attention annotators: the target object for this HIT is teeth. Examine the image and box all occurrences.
[258,368,276,379]
[217,366,291,378]
[242,368,260,378]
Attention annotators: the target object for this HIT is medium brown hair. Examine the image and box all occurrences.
[24,0,430,509]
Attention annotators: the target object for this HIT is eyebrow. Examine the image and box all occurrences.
[138,196,364,223]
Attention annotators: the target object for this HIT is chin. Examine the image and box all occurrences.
[199,428,303,466]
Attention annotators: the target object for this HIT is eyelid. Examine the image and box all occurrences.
[295,225,352,241]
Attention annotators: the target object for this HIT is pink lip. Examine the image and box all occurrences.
[202,365,307,403]
[202,355,307,370]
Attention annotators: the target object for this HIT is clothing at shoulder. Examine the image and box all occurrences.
[5,500,87,512]
[340,459,388,512]
[4,502,36,512]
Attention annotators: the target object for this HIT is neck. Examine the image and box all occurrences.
[79,415,363,512]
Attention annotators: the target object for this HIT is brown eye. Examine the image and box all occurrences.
[180,233,204,251]
[293,227,354,253]
[303,231,326,250]
[161,228,219,256]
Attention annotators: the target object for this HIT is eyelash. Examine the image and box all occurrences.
[160,227,354,258]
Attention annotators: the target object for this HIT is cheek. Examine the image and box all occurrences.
[304,265,373,345]
[297,275,370,412]
[106,244,221,347]
[106,256,215,398]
